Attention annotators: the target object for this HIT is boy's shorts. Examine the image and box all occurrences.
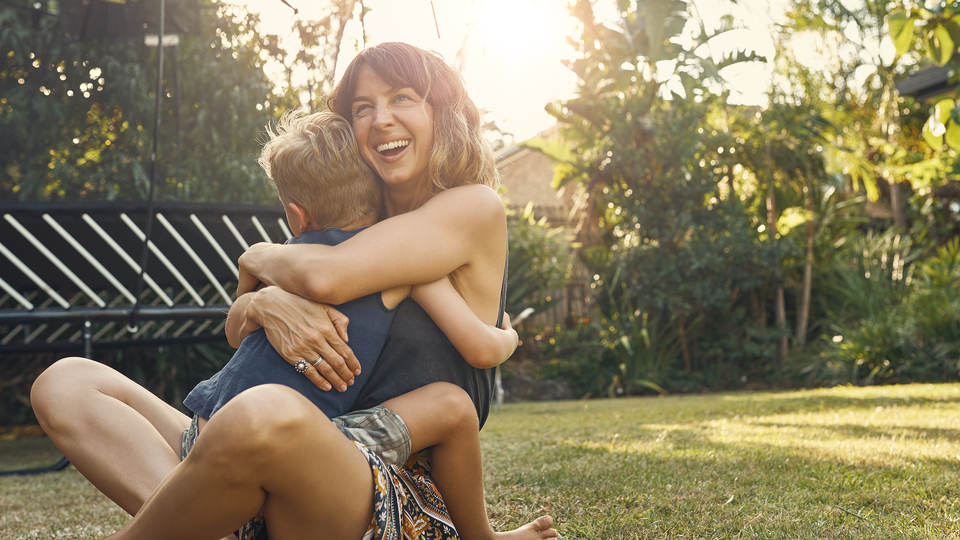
[181,404,412,466]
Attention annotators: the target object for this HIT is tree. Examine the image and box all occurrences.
[0,0,366,204]
[782,0,933,230]
[530,0,774,389]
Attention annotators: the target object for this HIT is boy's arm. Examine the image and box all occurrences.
[410,277,518,369]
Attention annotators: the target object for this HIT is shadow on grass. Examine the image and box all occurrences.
[719,390,960,415]
[0,436,63,473]
[484,422,960,539]
[504,385,960,424]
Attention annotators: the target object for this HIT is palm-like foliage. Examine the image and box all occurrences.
[526,0,778,387]
[504,203,574,324]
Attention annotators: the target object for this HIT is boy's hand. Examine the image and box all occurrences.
[237,242,277,296]
[500,312,514,333]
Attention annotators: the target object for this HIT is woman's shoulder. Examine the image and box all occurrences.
[428,184,504,219]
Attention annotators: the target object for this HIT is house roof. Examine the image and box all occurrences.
[897,65,956,101]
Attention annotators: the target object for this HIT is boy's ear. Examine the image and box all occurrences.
[286,201,312,236]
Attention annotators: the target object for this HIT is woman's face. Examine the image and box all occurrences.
[351,65,435,192]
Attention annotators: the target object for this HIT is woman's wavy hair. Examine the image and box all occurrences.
[327,42,500,192]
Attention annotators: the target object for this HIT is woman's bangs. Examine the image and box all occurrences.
[363,47,431,100]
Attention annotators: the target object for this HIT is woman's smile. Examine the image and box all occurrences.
[376,139,410,154]
[351,65,435,191]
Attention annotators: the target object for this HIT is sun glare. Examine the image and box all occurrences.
[237,0,790,141]
[470,0,574,73]
[455,0,579,139]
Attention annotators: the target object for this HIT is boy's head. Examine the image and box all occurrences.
[259,109,381,235]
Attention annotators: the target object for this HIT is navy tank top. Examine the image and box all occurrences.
[351,255,508,429]
[184,228,396,420]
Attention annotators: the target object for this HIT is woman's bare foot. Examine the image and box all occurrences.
[494,516,557,540]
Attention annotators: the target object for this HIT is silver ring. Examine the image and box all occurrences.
[294,359,309,373]
[310,356,324,368]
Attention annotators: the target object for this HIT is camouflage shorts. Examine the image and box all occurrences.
[330,405,412,466]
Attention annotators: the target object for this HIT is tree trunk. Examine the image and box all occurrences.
[880,82,907,231]
[795,164,814,346]
[750,291,765,332]
[329,0,359,80]
[678,315,692,373]
[776,287,788,360]
[889,180,907,230]
[768,178,789,362]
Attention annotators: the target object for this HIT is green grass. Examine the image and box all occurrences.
[481,384,960,539]
[3,384,960,539]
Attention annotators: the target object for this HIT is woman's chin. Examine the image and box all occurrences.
[381,170,429,191]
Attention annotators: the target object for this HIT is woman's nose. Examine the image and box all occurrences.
[372,106,395,129]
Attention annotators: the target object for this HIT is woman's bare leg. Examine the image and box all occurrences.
[31,357,191,515]
[102,384,374,540]
[383,383,557,540]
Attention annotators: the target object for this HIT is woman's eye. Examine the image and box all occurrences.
[353,104,372,116]
[395,94,413,103]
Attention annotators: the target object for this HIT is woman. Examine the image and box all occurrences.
[32,43,554,539]
[229,42,506,428]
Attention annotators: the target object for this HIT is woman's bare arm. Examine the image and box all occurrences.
[224,286,361,392]
[237,185,506,306]
[224,292,261,348]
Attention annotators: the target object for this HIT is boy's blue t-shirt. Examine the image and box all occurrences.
[183,227,397,420]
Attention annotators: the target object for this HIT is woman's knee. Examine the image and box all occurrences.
[31,357,101,421]
[197,385,332,461]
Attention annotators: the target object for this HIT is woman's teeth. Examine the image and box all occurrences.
[377,140,410,153]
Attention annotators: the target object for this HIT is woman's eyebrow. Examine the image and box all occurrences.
[353,86,416,103]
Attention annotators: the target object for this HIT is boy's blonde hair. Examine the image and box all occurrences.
[259,110,381,231]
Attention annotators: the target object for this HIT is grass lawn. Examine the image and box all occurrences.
[3,383,960,539]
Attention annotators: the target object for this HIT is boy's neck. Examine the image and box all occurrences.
[300,214,378,235]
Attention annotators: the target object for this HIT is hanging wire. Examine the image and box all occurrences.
[128,0,166,333]
[279,0,298,15]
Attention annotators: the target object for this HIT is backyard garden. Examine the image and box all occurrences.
[3,0,960,538]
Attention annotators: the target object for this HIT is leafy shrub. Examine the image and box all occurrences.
[505,202,574,322]
[539,323,617,399]
[804,235,960,385]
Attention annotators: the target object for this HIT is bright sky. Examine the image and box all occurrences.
[242,0,793,143]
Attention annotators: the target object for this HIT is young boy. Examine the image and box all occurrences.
[184,110,555,540]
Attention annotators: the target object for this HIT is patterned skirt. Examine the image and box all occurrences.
[235,445,460,540]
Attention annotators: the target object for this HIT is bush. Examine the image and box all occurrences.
[801,235,960,385]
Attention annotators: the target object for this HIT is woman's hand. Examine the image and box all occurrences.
[231,286,361,392]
